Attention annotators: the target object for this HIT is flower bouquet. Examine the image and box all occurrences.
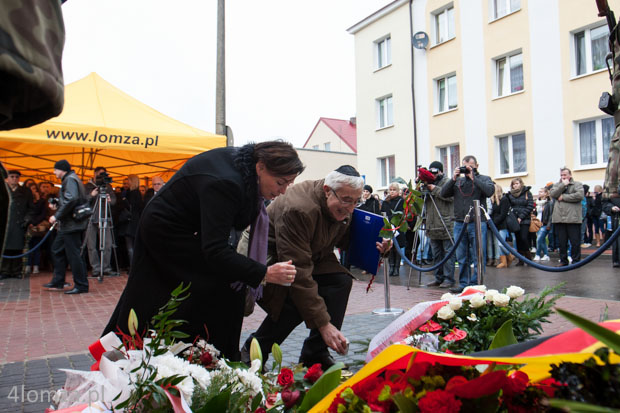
[312,308,620,412]
[48,283,344,413]
[367,284,563,359]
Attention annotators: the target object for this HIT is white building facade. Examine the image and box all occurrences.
[348,0,618,192]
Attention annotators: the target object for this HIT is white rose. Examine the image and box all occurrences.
[441,292,455,300]
[506,286,525,299]
[466,313,478,322]
[485,289,499,301]
[493,293,511,307]
[437,305,455,320]
[449,298,462,311]
[469,293,486,308]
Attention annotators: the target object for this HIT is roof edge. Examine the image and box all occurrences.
[346,0,409,34]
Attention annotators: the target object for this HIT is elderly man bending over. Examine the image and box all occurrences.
[242,165,389,370]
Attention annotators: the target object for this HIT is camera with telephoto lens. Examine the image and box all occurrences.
[458,166,477,174]
[48,197,60,206]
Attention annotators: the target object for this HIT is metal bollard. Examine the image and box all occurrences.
[372,257,404,315]
[473,200,484,285]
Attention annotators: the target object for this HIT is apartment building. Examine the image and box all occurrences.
[348,0,619,191]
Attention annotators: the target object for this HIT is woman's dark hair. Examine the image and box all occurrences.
[253,140,305,177]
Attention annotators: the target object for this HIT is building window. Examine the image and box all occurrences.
[324,142,331,151]
[577,117,614,166]
[436,74,457,113]
[497,132,526,175]
[375,36,391,70]
[439,144,460,177]
[377,95,394,129]
[573,25,609,76]
[491,0,520,20]
[495,52,523,97]
[432,4,455,45]
[378,156,396,187]
[312,145,319,150]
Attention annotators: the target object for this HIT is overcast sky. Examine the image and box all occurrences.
[61,0,393,148]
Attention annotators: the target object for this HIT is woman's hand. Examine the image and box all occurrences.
[265,260,296,285]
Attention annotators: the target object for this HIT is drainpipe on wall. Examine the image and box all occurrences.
[409,0,419,176]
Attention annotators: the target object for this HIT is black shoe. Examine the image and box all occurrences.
[439,281,455,289]
[104,271,120,277]
[558,262,569,267]
[449,286,463,294]
[300,354,338,371]
[0,274,10,280]
[425,281,442,287]
[613,262,620,268]
[64,287,87,295]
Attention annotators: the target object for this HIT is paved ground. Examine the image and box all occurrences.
[1,246,620,412]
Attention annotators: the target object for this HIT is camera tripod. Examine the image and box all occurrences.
[80,188,120,283]
[407,189,454,288]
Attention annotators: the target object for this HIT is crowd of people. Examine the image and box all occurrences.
[0,161,168,293]
[2,145,618,370]
[354,160,616,294]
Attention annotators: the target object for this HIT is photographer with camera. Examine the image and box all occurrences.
[44,160,89,294]
[84,167,117,278]
[440,155,494,293]
[421,162,456,289]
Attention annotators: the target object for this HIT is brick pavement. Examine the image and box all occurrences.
[2,258,620,412]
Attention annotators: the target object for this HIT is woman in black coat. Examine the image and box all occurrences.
[103,142,305,360]
[358,184,381,214]
[506,177,534,265]
[123,174,144,267]
[381,182,405,276]
[490,184,514,268]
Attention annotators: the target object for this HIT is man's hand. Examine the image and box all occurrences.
[265,260,296,285]
[558,195,564,202]
[91,188,99,197]
[427,184,435,191]
[376,239,392,255]
[612,206,620,213]
[319,323,348,355]
[561,178,570,186]
[49,215,56,224]
[452,168,460,181]
[466,166,475,181]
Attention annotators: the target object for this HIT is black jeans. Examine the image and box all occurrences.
[51,230,89,291]
[556,223,581,264]
[246,272,352,364]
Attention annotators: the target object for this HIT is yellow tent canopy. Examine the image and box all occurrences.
[0,72,226,184]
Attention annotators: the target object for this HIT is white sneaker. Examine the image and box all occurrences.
[533,255,541,261]
[568,256,573,263]
[541,255,550,261]
[530,247,537,253]
[33,265,40,274]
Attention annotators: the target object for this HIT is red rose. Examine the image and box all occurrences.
[277,368,295,388]
[281,389,301,409]
[503,371,529,396]
[199,351,213,366]
[447,370,507,399]
[418,389,462,413]
[304,363,323,383]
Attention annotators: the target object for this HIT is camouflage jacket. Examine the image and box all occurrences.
[603,130,620,201]
[0,0,65,130]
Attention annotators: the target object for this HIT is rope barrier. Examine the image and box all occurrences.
[484,209,620,272]
[392,216,469,272]
[1,223,57,259]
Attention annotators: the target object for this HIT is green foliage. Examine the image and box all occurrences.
[488,319,518,350]
[115,282,192,411]
[298,363,343,412]
[380,180,423,239]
